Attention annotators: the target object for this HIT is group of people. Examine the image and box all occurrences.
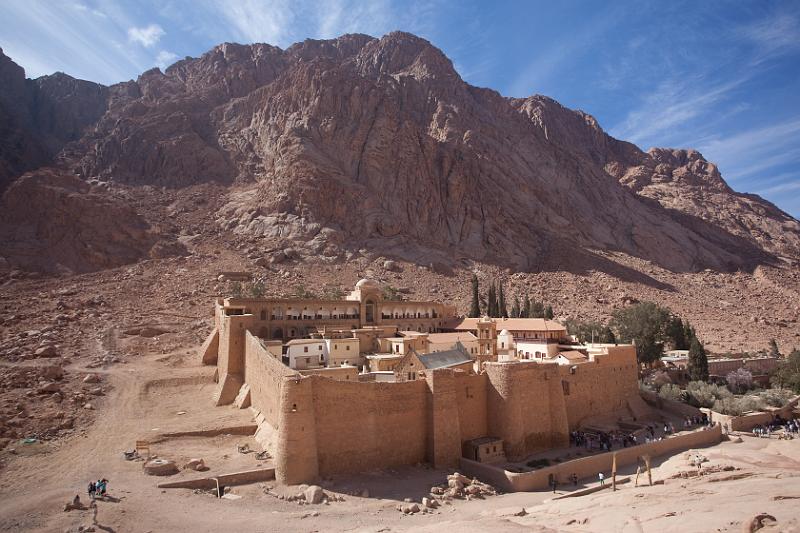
[752,416,799,439]
[682,414,709,428]
[87,479,109,500]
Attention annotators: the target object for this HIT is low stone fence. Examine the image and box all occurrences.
[460,423,722,492]
[715,395,800,433]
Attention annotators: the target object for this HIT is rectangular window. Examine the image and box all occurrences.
[562,380,570,395]
[304,347,308,353]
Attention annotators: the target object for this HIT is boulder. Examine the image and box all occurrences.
[40,365,64,380]
[37,382,61,394]
[184,458,207,471]
[83,374,100,384]
[304,485,325,504]
[743,513,777,532]
[144,459,179,476]
[34,346,58,358]
[383,260,400,272]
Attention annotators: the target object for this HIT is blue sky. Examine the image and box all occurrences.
[2,1,799,217]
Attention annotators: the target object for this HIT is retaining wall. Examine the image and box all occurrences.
[460,423,722,492]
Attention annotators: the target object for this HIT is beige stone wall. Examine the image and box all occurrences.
[559,346,639,429]
[485,362,570,459]
[244,331,297,428]
[302,377,431,478]
[461,423,723,492]
[455,373,488,442]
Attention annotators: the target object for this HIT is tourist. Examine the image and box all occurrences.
[96,479,107,498]
[598,472,605,486]
[551,476,558,493]
[87,481,96,500]
[570,473,578,486]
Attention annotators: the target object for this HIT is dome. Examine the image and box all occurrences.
[356,278,381,289]
[499,329,510,336]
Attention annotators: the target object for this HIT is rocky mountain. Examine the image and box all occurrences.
[0,49,108,190]
[0,32,798,276]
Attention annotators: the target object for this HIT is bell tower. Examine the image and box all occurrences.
[476,316,497,357]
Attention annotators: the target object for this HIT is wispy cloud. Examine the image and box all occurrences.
[697,118,800,180]
[738,11,800,65]
[610,76,748,147]
[128,23,165,47]
[757,179,800,195]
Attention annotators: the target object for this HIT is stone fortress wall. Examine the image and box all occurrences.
[204,306,642,484]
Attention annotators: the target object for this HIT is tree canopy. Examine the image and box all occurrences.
[610,302,673,365]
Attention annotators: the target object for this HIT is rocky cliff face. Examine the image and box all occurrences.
[0,34,798,275]
[0,49,108,190]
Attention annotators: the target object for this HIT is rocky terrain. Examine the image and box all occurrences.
[0,31,799,451]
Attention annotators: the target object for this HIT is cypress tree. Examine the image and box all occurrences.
[667,316,687,350]
[498,283,508,318]
[487,283,497,317]
[511,297,520,318]
[522,295,531,318]
[544,305,554,320]
[531,300,545,318]
[469,274,481,318]
[688,336,709,382]
[769,339,781,358]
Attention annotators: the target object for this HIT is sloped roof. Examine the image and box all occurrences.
[414,343,472,370]
[557,350,589,362]
[446,317,566,332]
[427,331,477,344]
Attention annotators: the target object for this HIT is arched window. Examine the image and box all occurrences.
[260,310,267,321]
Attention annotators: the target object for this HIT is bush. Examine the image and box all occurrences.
[758,388,794,408]
[685,381,731,408]
[713,395,765,416]
[658,383,683,402]
[652,370,673,389]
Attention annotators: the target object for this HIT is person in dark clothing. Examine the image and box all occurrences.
[87,481,96,500]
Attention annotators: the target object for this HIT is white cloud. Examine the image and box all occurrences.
[610,76,747,148]
[128,24,165,47]
[155,50,178,69]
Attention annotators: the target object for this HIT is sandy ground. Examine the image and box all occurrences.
[0,344,799,533]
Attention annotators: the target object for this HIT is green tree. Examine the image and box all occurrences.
[666,316,688,350]
[768,338,782,358]
[382,286,403,301]
[688,336,709,382]
[522,295,531,318]
[498,282,508,318]
[531,300,545,318]
[611,302,672,365]
[248,280,265,298]
[544,305,554,320]
[230,281,243,298]
[469,274,481,318]
[683,321,696,347]
[600,326,616,344]
[772,348,800,392]
[511,297,520,318]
